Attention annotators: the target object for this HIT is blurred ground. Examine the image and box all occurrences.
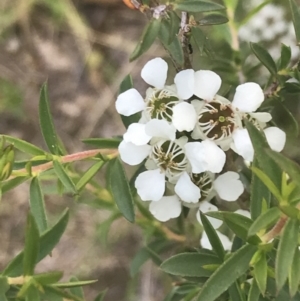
[0,0,300,300]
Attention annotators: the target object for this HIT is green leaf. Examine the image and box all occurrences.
[23,213,40,275]
[76,160,105,191]
[69,277,84,298]
[160,253,221,278]
[159,20,184,66]
[198,14,229,25]
[289,248,300,297]
[279,44,292,70]
[53,279,98,289]
[81,138,121,149]
[25,286,40,301]
[94,290,107,301]
[168,11,180,44]
[250,157,271,220]
[30,177,48,234]
[254,252,267,295]
[247,279,260,301]
[53,160,77,194]
[251,167,283,202]
[191,27,206,55]
[289,0,300,44]
[265,149,300,191]
[284,82,300,94]
[39,83,61,155]
[43,286,83,301]
[223,0,238,11]
[34,271,63,285]
[276,218,299,290]
[0,176,29,194]
[109,158,135,223]
[229,282,246,301]
[250,42,277,75]
[245,120,282,189]
[248,207,280,237]
[196,244,257,301]
[200,212,225,260]
[174,1,225,13]
[130,18,161,61]
[0,276,9,301]
[3,209,69,276]
[3,136,46,156]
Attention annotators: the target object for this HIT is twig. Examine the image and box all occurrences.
[179,12,192,69]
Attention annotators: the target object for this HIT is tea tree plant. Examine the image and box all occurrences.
[1,0,300,300]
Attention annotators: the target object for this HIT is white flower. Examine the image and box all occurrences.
[197,201,223,229]
[234,209,251,218]
[201,230,232,251]
[172,102,198,132]
[231,127,286,162]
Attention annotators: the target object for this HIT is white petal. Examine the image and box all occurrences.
[135,169,165,201]
[197,201,223,229]
[202,140,226,173]
[232,129,254,162]
[123,123,151,145]
[116,88,145,116]
[201,231,232,251]
[235,209,251,218]
[232,83,264,112]
[149,195,181,222]
[249,112,272,123]
[185,142,207,173]
[172,102,198,132]
[264,127,286,152]
[174,69,195,99]
[175,172,201,203]
[145,119,176,140]
[119,141,151,165]
[194,70,221,101]
[141,58,168,89]
[213,171,244,202]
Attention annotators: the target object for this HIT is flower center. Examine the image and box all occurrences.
[198,101,236,141]
[191,172,213,202]
[145,89,180,121]
[152,140,188,178]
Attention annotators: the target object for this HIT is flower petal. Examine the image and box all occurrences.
[175,172,201,203]
[185,142,207,173]
[249,112,272,123]
[141,58,168,89]
[123,123,151,145]
[145,119,176,140]
[116,88,145,116]
[172,102,198,132]
[119,141,151,165]
[201,230,232,251]
[232,129,254,162]
[194,70,221,101]
[264,127,286,152]
[149,195,181,222]
[213,171,244,202]
[197,201,223,229]
[232,83,264,112]
[202,140,226,173]
[235,209,251,218]
[174,69,195,99]
[135,169,165,201]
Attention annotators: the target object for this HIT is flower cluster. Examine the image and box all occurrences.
[115,58,286,224]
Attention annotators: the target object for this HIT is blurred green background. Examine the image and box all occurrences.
[0,0,299,300]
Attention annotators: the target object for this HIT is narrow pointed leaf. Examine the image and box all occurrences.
[196,244,257,301]
[161,253,221,277]
[23,213,40,275]
[250,42,277,75]
[39,83,61,155]
[279,44,291,70]
[0,276,9,301]
[53,160,77,194]
[25,286,40,301]
[109,158,135,223]
[174,1,225,13]
[34,271,63,285]
[76,160,105,191]
[200,212,225,260]
[3,209,69,276]
[0,176,29,194]
[191,27,206,55]
[30,177,48,234]
[276,218,299,290]
[289,0,300,44]
[69,277,84,298]
[248,207,280,237]
[289,248,300,297]
[198,14,228,25]
[247,279,260,301]
[82,138,121,149]
[53,279,98,289]
[229,282,246,301]
[254,252,267,295]
[130,19,161,61]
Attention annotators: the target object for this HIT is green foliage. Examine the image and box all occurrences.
[173,0,225,13]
